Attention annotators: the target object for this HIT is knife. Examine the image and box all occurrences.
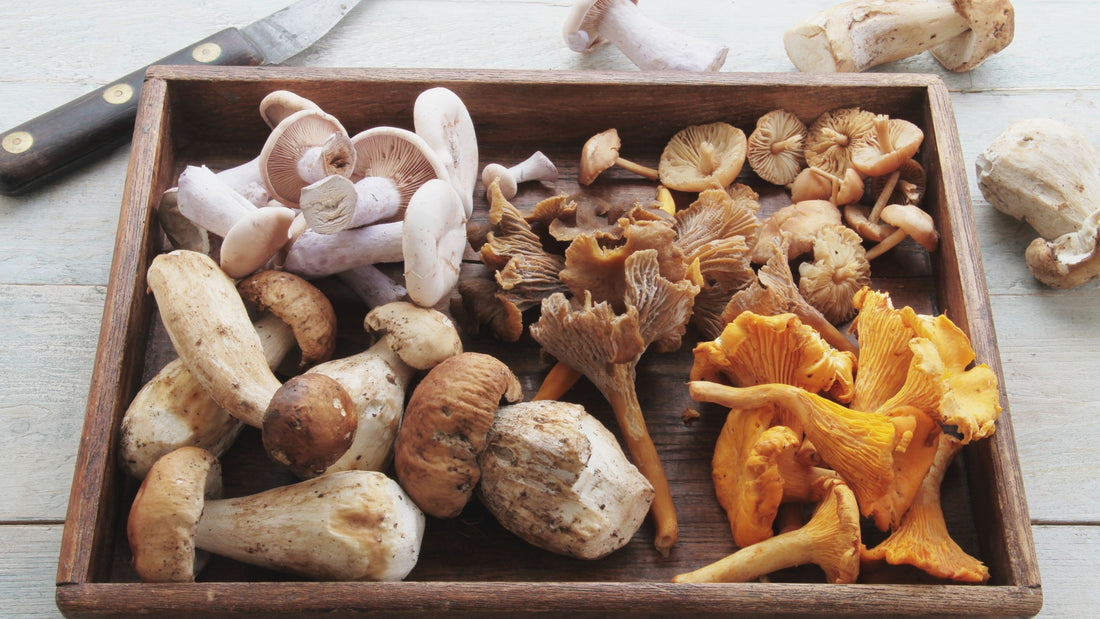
[0,0,362,195]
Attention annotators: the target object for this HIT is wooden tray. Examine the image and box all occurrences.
[56,67,1043,617]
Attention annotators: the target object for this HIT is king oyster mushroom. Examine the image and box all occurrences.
[478,400,655,560]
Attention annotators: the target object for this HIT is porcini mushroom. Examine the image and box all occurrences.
[481,151,559,199]
[414,87,479,218]
[784,0,1015,73]
[262,373,358,478]
[579,128,659,185]
[128,447,425,582]
[478,400,655,559]
[747,110,807,186]
[864,203,940,260]
[658,122,747,192]
[673,479,860,583]
[1025,208,1100,288]
[563,0,728,72]
[394,352,523,518]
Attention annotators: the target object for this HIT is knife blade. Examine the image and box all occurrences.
[0,0,362,195]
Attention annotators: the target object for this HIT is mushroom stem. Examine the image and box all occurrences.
[283,221,405,279]
[574,0,728,71]
[868,170,900,223]
[615,156,660,180]
[193,470,425,581]
[784,0,971,73]
[176,165,257,237]
[338,264,408,309]
[605,364,678,557]
[299,175,403,234]
[215,156,269,206]
[864,226,909,260]
[297,133,357,186]
[533,361,584,401]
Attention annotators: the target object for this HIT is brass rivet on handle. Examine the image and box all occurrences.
[192,43,222,63]
[103,83,134,105]
[2,131,33,154]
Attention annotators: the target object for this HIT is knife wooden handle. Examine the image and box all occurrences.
[0,28,265,195]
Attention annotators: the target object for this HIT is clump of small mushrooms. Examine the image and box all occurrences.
[784,0,1015,73]
[977,118,1100,288]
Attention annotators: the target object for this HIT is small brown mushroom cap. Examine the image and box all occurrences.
[579,128,623,185]
[262,373,358,478]
[260,109,355,207]
[931,0,1016,72]
[747,109,807,185]
[237,270,338,370]
[881,203,940,252]
[751,199,843,263]
[789,166,865,205]
[127,446,222,582]
[394,352,523,518]
[364,301,463,370]
[659,122,747,192]
[804,107,877,177]
[844,203,897,243]
[798,224,872,324]
[850,115,924,178]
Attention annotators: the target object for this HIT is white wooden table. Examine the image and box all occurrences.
[1,1,1096,616]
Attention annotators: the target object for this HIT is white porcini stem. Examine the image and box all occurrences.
[299,175,403,234]
[176,165,257,238]
[215,157,270,206]
[283,222,405,279]
[784,0,971,73]
[194,470,425,581]
[481,151,559,199]
[338,265,408,309]
[575,0,728,71]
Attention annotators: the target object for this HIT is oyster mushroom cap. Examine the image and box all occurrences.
[393,352,522,518]
[127,446,222,583]
[747,109,807,186]
[478,400,655,560]
[797,224,872,325]
[659,122,747,192]
[804,107,876,177]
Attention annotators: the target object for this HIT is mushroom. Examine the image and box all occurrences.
[317,301,464,475]
[563,0,728,72]
[297,174,403,234]
[156,186,218,255]
[258,89,322,129]
[803,107,876,178]
[262,373,358,478]
[146,250,354,475]
[530,249,700,556]
[797,224,872,324]
[871,158,925,207]
[789,166,865,206]
[128,447,425,582]
[747,109,807,186]
[282,220,405,278]
[750,199,843,263]
[481,151,559,199]
[1024,208,1100,288]
[260,109,356,207]
[477,400,655,559]
[861,434,990,582]
[394,352,522,518]
[843,203,896,242]
[402,178,468,308]
[783,0,1015,73]
[579,128,659,185]
[976,118,1100,240]
[337,264,408,309]
[658,122,747,192]
[673,479,860,583]
[414,87,479,218]
[850,115,924,223]
[863,203,940,260]
[218,205,297,278]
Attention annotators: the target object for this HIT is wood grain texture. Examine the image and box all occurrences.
[0,1,1097,617]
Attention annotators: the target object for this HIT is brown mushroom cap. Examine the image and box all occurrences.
[798,224,872,324]
[881,203,940,252]
[260,109,354,207]
[349,126,450,209]
[659,122,747,192]
[262,373,357,478]
[127,446,222,582]
[844,203,897,243]
[363,301,464,370]
[237,270,338,370]
[750,199,843,263]
[789,166,865,205]
[747,109,807,186]
[394,352,523,518]
[850,115,924,178]
[804,107,877,177]
[931,0,1016,72]
[579,128,623,185]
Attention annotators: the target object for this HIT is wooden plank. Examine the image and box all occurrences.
[0,284,105,522]
[1032,524,1100,618]
[0,525,64,619]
